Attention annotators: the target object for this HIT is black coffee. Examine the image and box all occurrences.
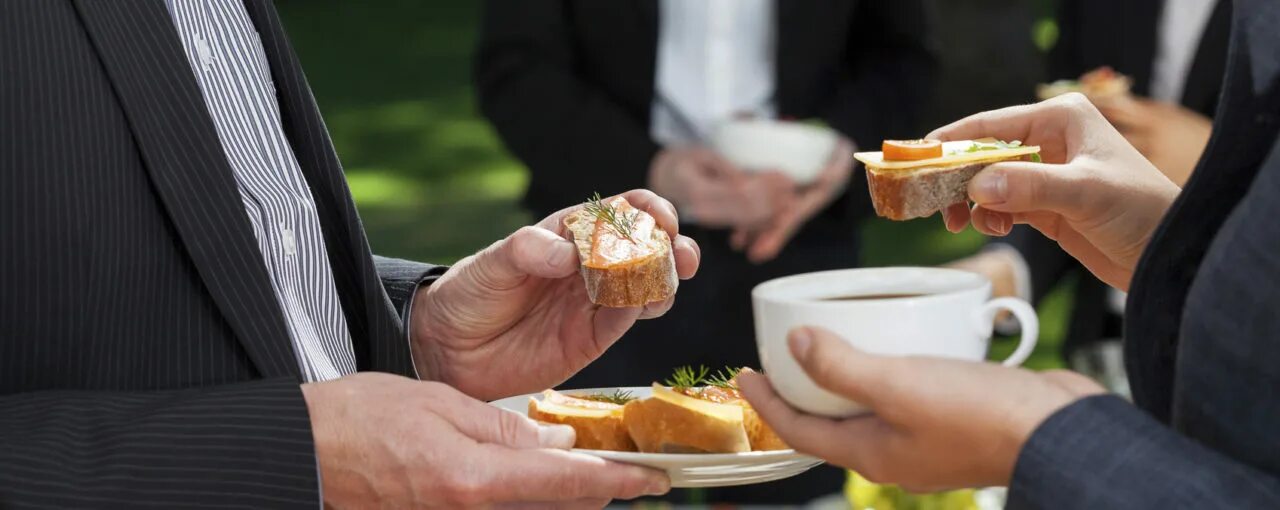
[821,293,925,301]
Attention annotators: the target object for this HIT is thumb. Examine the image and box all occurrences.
[967,161,1087,216]
[787,327,900,409]
[471,226,579,289]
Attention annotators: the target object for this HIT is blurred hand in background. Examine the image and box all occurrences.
[648,146,795,232]
[1096,96,1212,186]
[731,137,855,264]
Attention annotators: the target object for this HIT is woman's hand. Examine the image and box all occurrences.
[933,93,1182,290]
[738,327,1104,492]
[411,190,700,401]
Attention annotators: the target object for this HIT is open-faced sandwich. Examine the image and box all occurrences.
[528,367,788,453]
[1037,66,1132,101]
[565,194,677,308]
[855,138,1042,221]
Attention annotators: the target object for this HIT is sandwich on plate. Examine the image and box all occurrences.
[1037,66,1132,101]
[856,138,1042,221]
[565,194,677,308]
[527,367,787,454]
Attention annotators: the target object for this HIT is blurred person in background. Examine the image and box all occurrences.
[949,0,1230,394]
[475,0,934,504]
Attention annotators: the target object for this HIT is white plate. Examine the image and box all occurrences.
[490,387,824,488]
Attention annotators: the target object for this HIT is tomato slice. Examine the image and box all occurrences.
[882,139,943,161]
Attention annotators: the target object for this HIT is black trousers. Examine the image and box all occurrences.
[564,223,859,504]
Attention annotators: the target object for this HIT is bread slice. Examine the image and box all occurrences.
[528,390,637,451]
[856,140,1041,221]
[564,196,677,307]
[741,404,788,451]
[623,384,751,454]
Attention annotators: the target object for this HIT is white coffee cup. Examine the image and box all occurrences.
[709,119,837,185]
[752,267,1038,417]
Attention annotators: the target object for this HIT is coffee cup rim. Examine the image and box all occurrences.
[751,267,990,305]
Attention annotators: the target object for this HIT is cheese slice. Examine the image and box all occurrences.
[530,396,619,419]
[650,383,743,423]
[855,140,1040,171]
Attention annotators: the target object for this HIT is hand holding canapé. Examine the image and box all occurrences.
[933,93,1182,290]
[411,189,700,401]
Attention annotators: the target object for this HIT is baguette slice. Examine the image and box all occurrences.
[565,196,677,308]
[528,390,637,451]
[856,140,1041,221]
[623,384,751,454]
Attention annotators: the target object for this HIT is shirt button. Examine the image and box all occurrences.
[196,35,214,70]
[280,225,297,256]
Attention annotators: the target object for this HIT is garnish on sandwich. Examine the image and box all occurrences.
[579,389,637,405]
[855,138,1042,221]
[564,193,678,307]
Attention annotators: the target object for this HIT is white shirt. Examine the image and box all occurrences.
[651,0,776,145]
[1150,0,1220,103]
[165,0,358,382]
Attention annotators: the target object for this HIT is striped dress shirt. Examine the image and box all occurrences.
[164,0,357,382]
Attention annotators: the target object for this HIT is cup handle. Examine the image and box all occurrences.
[979,297,1039,366]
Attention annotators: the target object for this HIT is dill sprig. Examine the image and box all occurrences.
[664,365,710,390]
[583,192,639,241]
[705,367,742,390]
[580,389,636,405]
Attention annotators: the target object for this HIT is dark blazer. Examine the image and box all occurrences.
[0,1,438,507]
[474,0,935,228]
[1002,0,1232,356]
[1007,0,1280,506]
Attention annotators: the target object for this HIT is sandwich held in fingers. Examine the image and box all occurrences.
[856,138,1042,221]
[528,367,788,453]
[565,194,678,307]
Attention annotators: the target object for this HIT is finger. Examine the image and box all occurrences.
[482,447,670,501]
[673,235,699,280]
[786,327,899,409]
[730,228,750,251]
[969,205,1013,237]
[942,203,971,233]
[746,211,800,264]
[737,372,894,467]
[620,189,680,238]
[639,296,674,320]
[967,161,1085,215]
[699,151,747,181]
[471,226,580,291]
[429,384,576,449]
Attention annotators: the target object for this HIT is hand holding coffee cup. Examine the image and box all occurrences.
[751,267,1039,417]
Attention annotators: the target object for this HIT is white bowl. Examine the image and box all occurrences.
[710,120,838,185]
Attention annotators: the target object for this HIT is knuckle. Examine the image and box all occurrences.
[495,409,534,446]
[442,472,488,506]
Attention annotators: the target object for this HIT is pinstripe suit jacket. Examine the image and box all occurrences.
[1007,0,1280,507]
[0,1,439,507]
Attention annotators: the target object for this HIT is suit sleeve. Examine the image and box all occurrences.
[373,255,447,327]
[820,0,937,146]
[0,378,320,508]
[1008,395,1280,508]
[474,0,658,207]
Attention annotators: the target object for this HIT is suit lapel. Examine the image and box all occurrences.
[241,0,414,375]
[71,0,301,379]
[1180,0,1232,115]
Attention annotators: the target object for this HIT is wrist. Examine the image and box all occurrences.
[409,283,445,383]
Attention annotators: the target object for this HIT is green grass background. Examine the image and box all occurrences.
[274,0,1069,371]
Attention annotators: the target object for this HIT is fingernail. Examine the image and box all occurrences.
[545,242,576,270]
[970,172,1008,204]
[985,214,1009,235]
[644,477,671,496]
[537,424,575,449]
[789,328,813,360]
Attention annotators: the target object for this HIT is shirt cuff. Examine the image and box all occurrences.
[402,267,448,381]
[983,243,1033,335]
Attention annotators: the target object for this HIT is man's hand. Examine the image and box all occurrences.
[648,146,793,229]
[1095,96,1213,186]
[932,93,1182,290]
[411,190,700,401]
[731,138,854,263]
[303,373,669,508]
[738,327,1104,493]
